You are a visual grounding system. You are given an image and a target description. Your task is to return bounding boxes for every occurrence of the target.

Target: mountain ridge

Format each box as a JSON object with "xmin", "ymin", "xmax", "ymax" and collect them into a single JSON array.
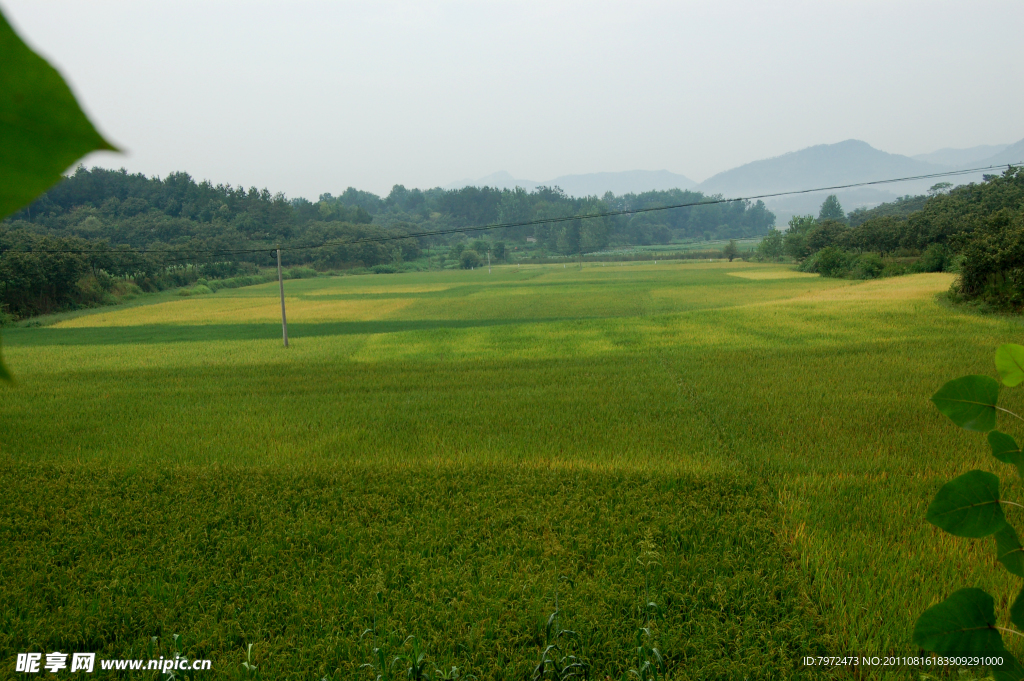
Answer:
[{"xmin": 445, "ymin": 137, "xmax": 1023, "ymax": 226}]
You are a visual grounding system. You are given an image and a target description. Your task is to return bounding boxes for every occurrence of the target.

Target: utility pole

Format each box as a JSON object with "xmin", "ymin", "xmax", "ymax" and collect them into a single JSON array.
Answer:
[
  {"xmin": 277, "ymin": 247, "xmax": 289, "ymax": 348},
  {"xmin": 487, "ymin": 250, "xmax": 491, "ymax": 273}
]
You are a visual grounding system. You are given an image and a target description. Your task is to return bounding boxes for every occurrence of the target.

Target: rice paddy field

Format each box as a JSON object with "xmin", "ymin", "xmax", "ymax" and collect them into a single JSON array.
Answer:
[{"xmin": 3, "ymin": 260, "xmax": 1024, "ymax": 679}]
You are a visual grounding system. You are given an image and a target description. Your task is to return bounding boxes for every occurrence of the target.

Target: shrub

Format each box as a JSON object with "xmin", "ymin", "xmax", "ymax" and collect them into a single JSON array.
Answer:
[
  {"xmin": 370, "ymin": 264, "xmax": 398, "ymax": 274},
  {"xmin": 799, "ymin": 247, "xmax": 852, "ymax": 277},
  {"xmin": 179, "ymin": 284, "xmax": 212, "ymax": 297},
  {"xmin": 913, "ymin": 244, "xmax": 948, "ymax": 273},
  {"xmin": 460, "ymin": 250, "xmax": 482, "ymax": 269},
  {"xmin": 851, "ymin": 253, "xmax": 884, "ymax": 279},
  {"xmin": 880, "ymin": 262, "xmax": 909, "ymax": 278},
  {"xmin": 75, "ymin": 275, "xmax": 107, "ymax": 305},
  {"xmin": 110, "ymin": 281, "xmax": 143, "ymax": 300},
  {"xmin": 286, "ymin": 267, "xmax": 318, "ymax": 280},
  {"xmin": 815, "ymin": 247, "xmax": 852, "ymax": 278}
]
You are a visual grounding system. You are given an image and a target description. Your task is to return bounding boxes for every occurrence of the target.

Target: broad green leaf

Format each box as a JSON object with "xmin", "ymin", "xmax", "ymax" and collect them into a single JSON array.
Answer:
[
  {"xmin": 926, "ymin": 470, "xmax": 1006, "ymax": 537},
  {"xmin": 990, "ymin": 431, "xmax": 1024, "ymax": 478},
  {"xmin": 996, "ymin": 524, "xmax": 1024, "ymax": 577},
  {"xmin": 997, "ymin": 345, "xmax": 1024, "ymax": 387},
  {"xmin": 0, "ymin": 9, "xmax": 116, "ymax": 219},
  {"xmin": 913, "ymin": 588, "xmax": 1005, "ymax": 655},
  {"xmin": 994, "ymin": 654, "xmax": 1024, "ymax": 681},
  {"xmin": 991, "ymin": 431, "xmax": 1023, "ymax": 464},
  {"xmin": 931, "ymin": 375, "xmax": 1000, "ymax": 432},
  {"xmin": 1011, "ymin": 585, "xmax": 1024, "ymax": 632}
]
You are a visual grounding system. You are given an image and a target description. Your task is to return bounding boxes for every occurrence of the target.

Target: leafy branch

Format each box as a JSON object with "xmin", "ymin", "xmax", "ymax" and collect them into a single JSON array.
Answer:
[{"xmin": 914, "ymin": 344, "xmax": 1024, "ymax": 680}]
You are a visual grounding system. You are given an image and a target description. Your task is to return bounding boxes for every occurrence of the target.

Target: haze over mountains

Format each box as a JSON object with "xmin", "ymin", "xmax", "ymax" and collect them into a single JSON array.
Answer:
[{"xmin": 449, "ymin": 137, "xmax": 1024, "ymax": 226}]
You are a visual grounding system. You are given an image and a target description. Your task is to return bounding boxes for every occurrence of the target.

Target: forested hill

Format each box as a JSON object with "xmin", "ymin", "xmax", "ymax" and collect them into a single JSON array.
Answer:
[
  {"xmin": 5, "ymin": 165, "xmax": 775, "ymax": 253},
  {"xmin": 0, "ymin": 166, "xmax": 774, "ymax": 318}
]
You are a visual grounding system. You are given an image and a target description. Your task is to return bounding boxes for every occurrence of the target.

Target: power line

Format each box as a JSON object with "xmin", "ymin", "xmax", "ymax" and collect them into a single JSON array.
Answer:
[{"xmin": 6, "ymin": 162, "xmax": 1020, "ymax": 258}]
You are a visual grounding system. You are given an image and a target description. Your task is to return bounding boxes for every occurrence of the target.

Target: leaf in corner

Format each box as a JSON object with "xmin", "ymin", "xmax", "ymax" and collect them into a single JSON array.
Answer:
[
  {"xmin": 931, "ymin": 375, "xmax": 1000, "ymax": 432},
  {"xmin": 996, "ymin": 344, "xmax": 1024, "ymax": 387},
  {"xmin": 996, "ymin": 524, "xmax": 1024, "ymax": 578},
  {"xmin": 0, "ymin": 8, "xmax": 117, "ymax": 219}
]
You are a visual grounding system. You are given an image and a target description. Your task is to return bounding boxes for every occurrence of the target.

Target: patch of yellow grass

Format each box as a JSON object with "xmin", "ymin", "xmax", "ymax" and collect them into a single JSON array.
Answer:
[
  {"xmin": 302, "ymin": 283, "xmax": 454, "ymax": 295},
  {"xmin": 727, "ymin": 270, "xmax": 819, "ymax": 280},
  {"xmin": 54, "ymin": 296, "xmax": 415, "ymax": 327},
  {"xmin": 790, "ymin": 272, "xmax": 954, "ymax": 303}
]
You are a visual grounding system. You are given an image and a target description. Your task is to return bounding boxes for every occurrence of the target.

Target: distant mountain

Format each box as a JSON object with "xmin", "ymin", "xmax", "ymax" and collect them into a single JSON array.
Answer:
[
  {"xmin": 444, "ymin": 137, "xmax": 1024, "ymax": 229},
  {"xmin": 446, "ymin": 169, "xmax": 695, "ymax": 196},
  {"xmin": 696, "ymin": 139, "xmax": 946, "ymax": 198},
  {"xmin": 913, "ymin": 144, "xmax": 1010, "ymax": 167},
  {"xmin": 976, "ymin": 138, "xmax": 1024, "ymax": 167}
]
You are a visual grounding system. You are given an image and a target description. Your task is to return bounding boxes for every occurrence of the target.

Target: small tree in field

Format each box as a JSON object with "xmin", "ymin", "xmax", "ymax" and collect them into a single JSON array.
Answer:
[
  {"xmin": 723, "ymin": 240, "xmax": 739, "ymax": 262},
  {"xmin": 460, "ymin": 250, "xmax": 482, "ymax": 269}
]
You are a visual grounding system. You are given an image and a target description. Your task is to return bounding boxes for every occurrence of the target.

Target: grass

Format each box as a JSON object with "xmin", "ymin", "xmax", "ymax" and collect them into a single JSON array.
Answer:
[{"xmin": 2, "ymin": 260, "xmax": 1022, "ymax": 678}]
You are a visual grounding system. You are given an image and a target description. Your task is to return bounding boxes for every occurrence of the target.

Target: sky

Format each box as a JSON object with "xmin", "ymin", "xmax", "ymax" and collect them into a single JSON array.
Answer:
[{"xmin": 5, "ymin": 0, "xmax": 1023, "ymax": 199}]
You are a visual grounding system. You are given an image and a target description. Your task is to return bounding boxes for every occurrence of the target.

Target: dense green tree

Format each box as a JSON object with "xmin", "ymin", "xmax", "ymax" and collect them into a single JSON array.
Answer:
[
  {"xmin": 806, "ymin": 219, "xmax": 850, "ymax": 253},
  {"xmin": 818, "ymin": 195, "xmax": 846, "ymax": 222},
  {"xmin": 848, "ymin": 194, "xmax": 928, "ymax": 227},
  {"xmin": 460, "ymin": 249, "xmax": 482, "ymax": 269},
  {"xmin": 845, "ymin": 216, "xmax": 903, "ymax": 257},
  {"xmin": 783, "ymin": 215, "xmax": 816, "ymax": 260},
  {"xmin": 578, "ymin": 200, "xmax": 610, "ymax": 253},
  {"xmin": 755, "ymin": 229, "xmax": 784, "ymax": 260},
  {"xmin": 496, "ymin": 187, "xmax": 532, "ymax": 241}
]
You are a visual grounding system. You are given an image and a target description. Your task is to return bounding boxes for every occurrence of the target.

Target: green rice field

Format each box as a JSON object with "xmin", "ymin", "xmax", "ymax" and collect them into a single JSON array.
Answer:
[{"xmin": 3, "ymin": 261, "xmax": 1023, "ymax": 679}]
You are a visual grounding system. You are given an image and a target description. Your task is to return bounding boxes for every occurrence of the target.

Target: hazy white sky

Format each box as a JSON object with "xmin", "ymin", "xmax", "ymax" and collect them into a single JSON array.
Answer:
[{"xmin": 6, "ymin": 0, "xmax": 1023, "ymax": 199}]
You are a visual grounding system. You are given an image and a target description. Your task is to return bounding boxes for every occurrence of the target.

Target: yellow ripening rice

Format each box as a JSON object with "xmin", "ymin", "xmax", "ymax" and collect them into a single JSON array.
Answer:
[{"xmin": 726, "ymin": 270, "xmax": 820, "ymax": 280}]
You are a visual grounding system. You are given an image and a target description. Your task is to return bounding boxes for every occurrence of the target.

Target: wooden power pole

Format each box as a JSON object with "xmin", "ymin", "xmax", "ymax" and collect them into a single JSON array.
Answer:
[{"xmin": 277, "ymin": 248, "xmax": 289, "ymax": 348}]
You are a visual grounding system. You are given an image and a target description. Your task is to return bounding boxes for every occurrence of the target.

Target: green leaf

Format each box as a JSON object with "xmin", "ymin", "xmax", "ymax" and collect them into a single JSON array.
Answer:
[
  {"xmin": 996, "ymin": 524, "xmax": 1024, "ymax": 577},
  {"xmin": 990, "ymin": 431, "xmax": 1024, "ymax": 478},
  {"xmin": 913, "ymin": 588, "xmax": 1005, "ymax": 655},
  {"xmin": 1011, "ymin": 585, "xmax": 1024, "ymax": 632},
  {"xmin": 0, "ymin": 9, "xmax": 116, "ymax": 219},
  {"xmin": 926, "ymin": 470, "xmax": 1006, "ymax": 537},
  {"xmin": 994, "ymin": 654, "xmax": 1024, "ymax": 681},
  {"xmin": 991, "ymin": 431, "xmax": 1023, "ymax": 464},
  {"xmin": 931, "ymin": 375, "xmax": 1000, "ymax": 432},
  {"xmin": 997, "ymin": 345, "xmax": 1024, "ymax": 387}
]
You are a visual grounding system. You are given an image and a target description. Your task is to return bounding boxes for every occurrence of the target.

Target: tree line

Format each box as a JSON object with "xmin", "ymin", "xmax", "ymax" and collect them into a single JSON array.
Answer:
[
  {"xmin": 754, "ymin": 167, "xmax": 1024, "ymax": 308},
  {"xmin": 1, "ymin": 166, "xmax": 776, "ymax": 318}
]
